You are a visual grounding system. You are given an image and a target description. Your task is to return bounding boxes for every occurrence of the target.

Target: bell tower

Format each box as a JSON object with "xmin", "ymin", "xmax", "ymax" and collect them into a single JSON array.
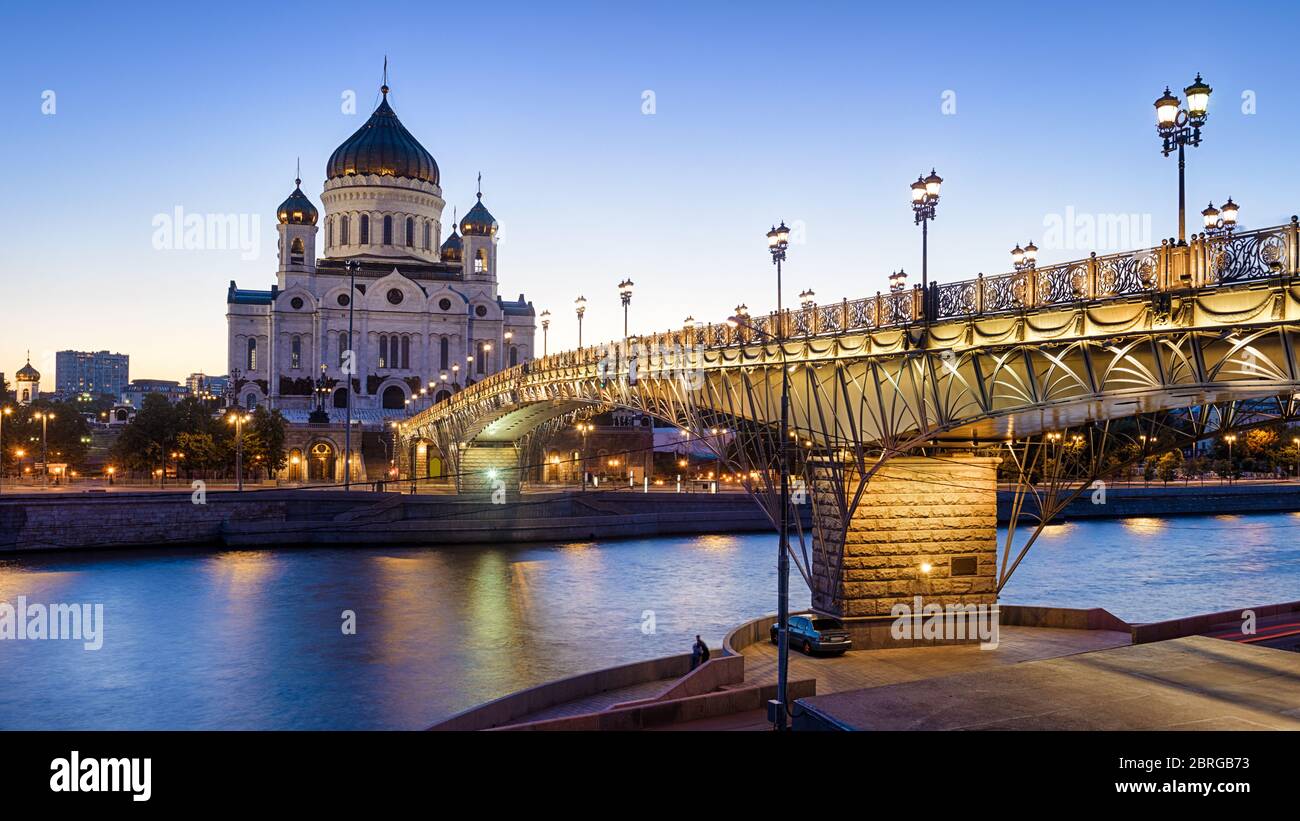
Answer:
[{"xmin": 276, "ymin": 166, "xmax": 319, "ymax": 276}]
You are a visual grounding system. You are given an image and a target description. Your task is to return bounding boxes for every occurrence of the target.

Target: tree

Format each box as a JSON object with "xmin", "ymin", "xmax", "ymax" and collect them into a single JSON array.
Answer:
[
  {"xmin": 1156, "ymin": 450, "xmax": 1183, "ymax": 485},
  {"xmin": 242, "ymin": 407, "xmax": 287, "ymax": 481},
  {"xmin": 110, "ymin": 394, "xmax": 179, "ymax": 476}
]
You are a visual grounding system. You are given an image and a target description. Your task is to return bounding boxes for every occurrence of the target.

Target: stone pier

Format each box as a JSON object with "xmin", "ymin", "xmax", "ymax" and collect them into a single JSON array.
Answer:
[
  {"xmin": 457, "ymin": 444, "xmax": 523, "ymax": 497},
  {"xmin": 811, "ymin": 455, "xmax": 1000, "ymax": 648}
]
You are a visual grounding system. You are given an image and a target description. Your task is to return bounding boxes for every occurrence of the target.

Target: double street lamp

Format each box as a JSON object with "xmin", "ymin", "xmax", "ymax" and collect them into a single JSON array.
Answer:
[
  {"xmin": 909, "ymin": 169, "xmax": 943, "ymax": 311},
  {"xmin": 1011, "ymin": 241, "xmax": 1038, "ymax": 271},
  {"xmin": 618, "ymin": 279, "xmax": 635, "ymax": 338},
  {"xmin": 798, "ymin": 289, "xmax": 816, "ymax": 310},
  {"xmin": 1154, "ymin": 74, "xmax": 1212, "ymax": 244},
  {"xmin": 575, "ymin": 296, "xmax": 587, "ymax": 348},
  {"xmin": 1201, "ymin": 197, "xmax": 1240, "ymax": 236},
  {"xmin": 226, "ymin": 410, "xmax": 253, "ymax": 491},
  {"xmin": 33, "ymin": 411, "xmax": 55, "ymax": 485},
  {"xmin": 763, "ymin": 219, "xmax": 793, "ymax": 730},
  {"xmin": 540, "ymin": 310, "xmax": 551, "ymax": 356},
  {"xmin": 888, "ymin": 269, "xmax": 908, "ymax": 293}
]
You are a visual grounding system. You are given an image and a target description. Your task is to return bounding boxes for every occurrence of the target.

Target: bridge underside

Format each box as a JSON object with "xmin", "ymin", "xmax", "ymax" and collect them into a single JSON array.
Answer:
[{"xmin": 400, "ymin": 278, "xmax": 1300, "ymax": 643}]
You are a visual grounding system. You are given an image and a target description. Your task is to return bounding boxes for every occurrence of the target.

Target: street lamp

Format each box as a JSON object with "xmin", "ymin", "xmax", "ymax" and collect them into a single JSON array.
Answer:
[
  {"xmin": 575, "ymin": 295, "xmax": 587, "ymax": 348},
  {"xmin": 1202, "ymin": 197, "xmax": 1239, "ymax": 236},
  {"xmin": 763, "ymin": 218, "xmax": 793, "ymax": 731},
  {"xmin": 798, "ymin": 289, "xmax": 816, "ymax": 309},
  {"xmin": 1224, "ymin": 433, "xmax": 1237, "ymax": 483},
  {"xmin": 888, "ymin": 269, "xmax": 908, "ymax": 294},
  {"xmin": 1011, "ymin": 241, "xmax": 1037, "ymax": 271},
  {"xmin": 344, "ymin": 259, "xmax": 359, "ymax": 490},
  {"xmin": 618, "ymin": 278, "xmax": 634, "ymax": 338},
  {"xmin": 33, "ymin": 411, "xmax": 54, "ymax": 485},
  {"xmin": 0, "ymin": 406, "xmax": 10, "ymax": 493},
  {"xmin": 540, "ymin": 310, "xmax": 551, "ymax": 356},
  {"xmin": 227, "ymin": 411, "xmax": 252, "ymax": 491},
  {"xmin": 910, "ymin": 169, "xmax": 942, "ymax": 316},
  {"xmin": 1155, "ymin": 74, "xmax": 1212, "ymax": 245},
  {"xmin": 576, "ymin": 421, "xmax": 595, "ymax": 491}
]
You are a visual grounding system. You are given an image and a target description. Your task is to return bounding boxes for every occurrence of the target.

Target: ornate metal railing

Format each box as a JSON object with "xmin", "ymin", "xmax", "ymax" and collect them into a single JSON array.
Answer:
[{"xmin": 418, "ymin": 218, "xmax": 1300, "ymax": 420}]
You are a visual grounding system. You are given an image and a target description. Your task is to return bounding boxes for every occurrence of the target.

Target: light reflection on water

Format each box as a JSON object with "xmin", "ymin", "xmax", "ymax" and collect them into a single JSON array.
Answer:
[{"xmin": 0, "ymin": 513, "xmax": 1296, "ymax": 730}]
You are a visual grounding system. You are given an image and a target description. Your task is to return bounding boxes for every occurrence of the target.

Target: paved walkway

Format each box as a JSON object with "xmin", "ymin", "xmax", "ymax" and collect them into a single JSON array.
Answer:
[
  {"xmin": 797, "ymin": 636, "xmax": 1300, "ymax": 730},
  {"xmin": 741, "ymin": 625, "xmax": 1132, "ymax": 695}
]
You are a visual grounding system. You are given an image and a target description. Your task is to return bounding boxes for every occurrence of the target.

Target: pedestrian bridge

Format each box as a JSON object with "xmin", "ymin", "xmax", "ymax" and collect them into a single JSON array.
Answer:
[{"xmin": 397, "ymin": 221, "xmax": 1300, "ymax": 635}]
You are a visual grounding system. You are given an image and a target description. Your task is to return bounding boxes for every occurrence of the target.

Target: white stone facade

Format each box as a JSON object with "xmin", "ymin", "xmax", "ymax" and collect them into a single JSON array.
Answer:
[{"xmin": 225, "ymin": 92, "xmax": 535, "ymax": 426}]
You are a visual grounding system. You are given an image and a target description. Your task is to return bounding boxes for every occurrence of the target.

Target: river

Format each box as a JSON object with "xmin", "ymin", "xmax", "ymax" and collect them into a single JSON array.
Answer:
[{"xmin": 1, "ymin": 512, "xmax": 1297, "ymax": 729}]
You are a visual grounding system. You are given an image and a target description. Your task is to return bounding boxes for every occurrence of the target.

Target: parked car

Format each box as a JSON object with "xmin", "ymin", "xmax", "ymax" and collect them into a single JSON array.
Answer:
[{"xmin": 769, "ymin": 614, "xmax": 852, "ymax": 655}]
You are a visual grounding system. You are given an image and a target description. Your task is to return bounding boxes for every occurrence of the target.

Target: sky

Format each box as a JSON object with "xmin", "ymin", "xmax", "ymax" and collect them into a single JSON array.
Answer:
[{"xmin": 3, "ymin": 0, "xmax": 1298, "ymax": 383}]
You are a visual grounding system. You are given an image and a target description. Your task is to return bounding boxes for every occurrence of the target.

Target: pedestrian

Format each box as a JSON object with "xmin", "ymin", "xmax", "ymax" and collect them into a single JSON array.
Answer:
[{"xmin": 690, "ymin": 634, "xmax": 710, "ymax": 669}]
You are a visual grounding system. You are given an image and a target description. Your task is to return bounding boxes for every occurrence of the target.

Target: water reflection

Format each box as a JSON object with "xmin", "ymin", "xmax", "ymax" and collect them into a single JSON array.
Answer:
[{"xmin": 0, "ymin": 513, "xmax": 1297, "ymax": 729}]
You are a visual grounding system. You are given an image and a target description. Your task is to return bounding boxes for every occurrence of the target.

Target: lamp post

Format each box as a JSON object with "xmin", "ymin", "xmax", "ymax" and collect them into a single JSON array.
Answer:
[
  {"xmin": 227, "ymin": 410, "xmax": 252, "ymax": 491},
  {"xmin": 618, "ymin": 279, "xmax": 634, "ymax": 338},
  {"xmin": 575, "ymin": 296, "xmax": 587, "ymax": 348},
  {"xmin": 344, "ymin": 259, "xmax": 359, "ymax": 490},
  {"xmin": 798, "ymin": 289, "xmax": 815, "ymax": 310},
  {"xmin": 1011, "ymin": 241, "xmax": 1038, "ymax": 271},
  {"xmin": 34, "ymin": 411, "xmax": 54, "ymax": 486},
  {"xmin": 888, "ymin": 269, "xmax": 909, "ymax": 293},
  {"xmin": 1224, "ymin": 433, "xmax": 1237, "ymax": 484},
  {"xmin": 0, "ymin": 406, "xmax": 10, "ymax": 493},
  {"xmin": 764, "ymin": 219, "xmax": 792, "ymax": 731},
  {"xmin": 576, "ymin": 421, "xmax": 594, "ymax": 491},
  {"xmin": 540, "ymin": 310, "xmax": 551, "ymax": 356},
  {"xmin": 1293, "ymin": 437, "xmax": 1299, "ymax": 481},
  {"xmin": 910, "ymin": 169, "xmax": 942, "ymax": 319},
  {"xmin": 1201, "ymin": 197, "xmax": 1239, "ymax": 236},
  {"xmin": 1155, "ymin": 74, "xmax": 1212, "ymax": 245}
]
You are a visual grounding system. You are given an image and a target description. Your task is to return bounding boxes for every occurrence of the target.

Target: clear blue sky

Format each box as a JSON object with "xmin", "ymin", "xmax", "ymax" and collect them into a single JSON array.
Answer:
[{"xmin": 3, "ymin": 0, "xmax": 1297, "ymax": 382}]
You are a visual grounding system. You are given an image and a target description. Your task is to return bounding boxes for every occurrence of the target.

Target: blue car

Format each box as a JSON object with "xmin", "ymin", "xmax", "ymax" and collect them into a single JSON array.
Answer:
[{"xmin": 770, "ymin": 613, "xmax": 852, "ymax": 655}]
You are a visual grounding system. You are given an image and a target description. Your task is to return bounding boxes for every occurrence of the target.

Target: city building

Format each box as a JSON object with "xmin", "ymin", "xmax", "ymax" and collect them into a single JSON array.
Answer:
[
  {"xmin": 186, "ymin": 372, "xmax": 229, "ymax": 401},
  {"xmin": 120, "ymin": 379, "xmax": 189, "ymax": 407},
  {"xmin": 225, "ymin": 74, "xmax": 537, "ymax": 433},
  {"xmin": 14, "ymin": 354, "xmax": 40, "ymax": 405},
  {"xmin": 55, "ymin": 350, "xmax": 130, "ymax": 399}
]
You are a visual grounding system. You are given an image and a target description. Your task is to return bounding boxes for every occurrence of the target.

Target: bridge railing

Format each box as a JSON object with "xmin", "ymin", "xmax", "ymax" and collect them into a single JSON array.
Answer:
[{"xmin": 405, "ymin": 218, "xmax": 1300, "ymax": 426}]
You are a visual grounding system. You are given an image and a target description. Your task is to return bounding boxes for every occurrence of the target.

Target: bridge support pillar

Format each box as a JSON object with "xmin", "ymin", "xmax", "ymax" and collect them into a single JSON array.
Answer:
[
  {"xmin": 811, "ymin": 455, "xmax": 1000, "ymax": 648},
  {"xmin": 457, "ymin": 444, "xmax": 523, "ymax": 500}
]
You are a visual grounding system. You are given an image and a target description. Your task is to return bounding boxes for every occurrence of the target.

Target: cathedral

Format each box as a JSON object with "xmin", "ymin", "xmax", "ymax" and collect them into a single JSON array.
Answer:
[{"xmin": 226, "ymin": 77, "xmax": 536, "ymax": 438}]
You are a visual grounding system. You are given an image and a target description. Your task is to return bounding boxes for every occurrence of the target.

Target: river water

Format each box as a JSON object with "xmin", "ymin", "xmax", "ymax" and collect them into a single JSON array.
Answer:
[{"xmin": 1, "ymin": 513, "xmax": 1297, "ymax": 729}]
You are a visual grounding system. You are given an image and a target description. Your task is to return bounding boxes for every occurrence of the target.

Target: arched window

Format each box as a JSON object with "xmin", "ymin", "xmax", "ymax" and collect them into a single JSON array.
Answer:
[
  {"xmin": 291, "ymin": 335, "xmax": 301, "ymax": 369},
  {"xmin": 333, "ymin": 388, "xmax": 349, "ymax": 408},
  {"xmin": 423, "ymin": 221, "xmax": 431, "ymax": 249},
  {"xmin": 360, "ymin": 215, "xmax": 370, "ymax": 244},
  {"xmin": 474, "ymin": 248, "xmax": 488, "ymax": 274},
  {"xmin": 399, "ymin": 336, "xmax": 410, "ymax": 369},
  {"xmin": 405, "ymin": 217, "xmax": 414, "ymax": 247},
  {"xmin": 247, "ymin": 337, "xmax": 257, "ymax": 370},
  {"xmin": 338, "ymin": 332, "xmax": 350, "ymax": 368},
  {"xmin": 245, "ymin": 393, "xmax": 257, "ymax": 409},
  {"xmin": 327, "ymin": 220, "xmax": 333, "ymax": 247},
  {"xmin": 509, "ymin": 346, "xmax": 518, "ymax": 367},
  {"xmin": 290, "ymin": 237, "xmax": 304, "ymax": 262},
  {"xmin": 476, "ymin": 341, "xmax": 487, "ymax": 374},
  {"xmin": 434, "ymin": 389, "xmax": 451, "ymax": 403},
  {"xmin": 378, "ymin": 335, "xmax": 388, "ymax": 369},
  {"xmin": 383, "ymin": 215, "xmax": 393, "ymax": 245},
  {"xmin": 439, "ymin": 337, "xmax": 449, "ymax": 370},
  {"xmin": 341, "ymin": 215, "xmax": 350, "ymax": 245},
  {"xmin": 381, "ymin": 385, "xmax": 406, "ymax": 409}
]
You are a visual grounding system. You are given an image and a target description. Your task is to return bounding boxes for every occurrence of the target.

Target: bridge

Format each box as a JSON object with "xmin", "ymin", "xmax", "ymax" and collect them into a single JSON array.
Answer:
[{"xmin": 396, "ymin": 220, "xmax": 1300, "ymax": 644}]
